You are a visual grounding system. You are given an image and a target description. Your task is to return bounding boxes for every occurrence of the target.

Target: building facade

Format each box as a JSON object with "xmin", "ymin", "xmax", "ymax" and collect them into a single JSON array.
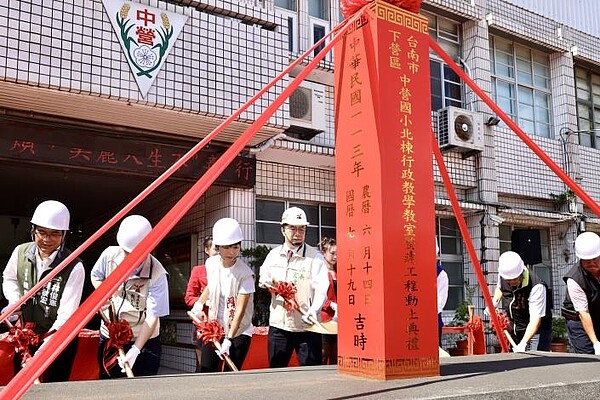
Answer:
[{"xmin": 0, "ymin": 0, "xmax": 599, "ymax": 371}]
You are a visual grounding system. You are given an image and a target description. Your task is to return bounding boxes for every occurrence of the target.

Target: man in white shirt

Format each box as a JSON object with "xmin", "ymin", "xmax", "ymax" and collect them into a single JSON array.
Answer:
[
  {"xmin": 492, "ymin": 251, "xmax": 551, "ymax": 352},
  {"xmin": 91, "ymin": 215, "xmax": 169, "ymax": 378},
  {"xmin": 259, "ymin": 206, "xmax": 329, "ymax": 367},
  {"xmin": 562, "ymin": 231, "xmax": 600, "ymax": 354},
  {"xmin": 2, "ymin": 200, "xmax": 84, "ymax": 382}
]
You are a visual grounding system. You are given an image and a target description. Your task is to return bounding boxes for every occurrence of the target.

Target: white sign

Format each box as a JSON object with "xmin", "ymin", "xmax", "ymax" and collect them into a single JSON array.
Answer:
[{"xmin": 102, "ymin": 0, "xmax": 188, "ymax": 97}]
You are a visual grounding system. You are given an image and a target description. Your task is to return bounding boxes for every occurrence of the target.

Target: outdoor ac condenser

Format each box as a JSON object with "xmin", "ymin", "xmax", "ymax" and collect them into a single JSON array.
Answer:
[{"xmin": 436, "ymin": 106, "xmax": 484, "ymax": 152}]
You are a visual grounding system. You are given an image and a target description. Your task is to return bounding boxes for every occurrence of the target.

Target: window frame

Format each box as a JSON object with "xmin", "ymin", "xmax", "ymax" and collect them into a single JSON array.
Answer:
[
  {"xmin": 437, "ymin": 217, "xmax": 464, "ymax": 311},
  {"xmin": 423, "ymin": 11, "xmax": 463, "ymax": 111},
  {"xmin": 255, "ymin": 199, "xmax": 336, "ymax": 247},
  {"xmin": 490, "ymin": 35, "xmax": 553, "ymax": 138},
  {"xmin": 499, "ymin": 225, "xmax": 553, "ymax": 304},
  {"xmin": 575, "ymin": 66, "xmax": 600, "ymax": 148},
  {"xmin": 309, "ymin": 17, "xmax": 329, "ymax": 60},
  {"xmin": 276, "ymin": 7, "xmax": 298, "ymax": 54}
]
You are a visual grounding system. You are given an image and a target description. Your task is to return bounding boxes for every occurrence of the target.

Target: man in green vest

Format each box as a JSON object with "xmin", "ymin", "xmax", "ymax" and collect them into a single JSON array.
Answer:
[{"xmin": 2, "ymin": 200, "xmax": 85, "ymax": 382}]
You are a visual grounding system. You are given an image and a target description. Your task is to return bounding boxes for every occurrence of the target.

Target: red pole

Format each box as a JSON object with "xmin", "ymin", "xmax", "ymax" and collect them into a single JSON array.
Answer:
[
  {"xmin": 0, "ymin": 12, "xmax": 363, "ymax": 398},
  {"xmin": 428, "ymin": 36, "xmax": 600, "ymax": 217},
  {"xmin": 432, "ymin": 134, "xmax": 509, "ymax": 353}
]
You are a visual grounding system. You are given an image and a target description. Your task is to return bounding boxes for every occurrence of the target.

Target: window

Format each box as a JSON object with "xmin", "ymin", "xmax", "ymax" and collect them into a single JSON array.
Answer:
[
  {"xmin": 155, "ymin": 234, "xmax": 197, "ymax": 306},
  {"xmin": 490, "ymin": 36, "xmax": 552, "ymax": 137},
  {"xmin": 275, "ymin": 0, "xmax": 296, "ymax": 11},
  {"xmin": 308, "ymin": 0, "xmax": 328, "ymax": 20},
  {"xmin": 575, "ymin": 67, "xmax": 600, "ymax": 148},
  {"xmin": 308, "ymin": 0, "xmax": 330, "ymax": 61},
  {"xmin": 277, "ymin": 0, "xmax": 330, "ymax": 60},
  {"xmin": 275, "ymin": 4, "xmax": 298, "ymax": 54},
  {"xmin": 499, "ymin": 226, "xmax": 552, "ymax": 296},
  {"xmin": 437, "ymin": 217, "xmax": 464, "ymax": 310},
  {"xmin": 311, "ymin": 22, "xmax": 326, "ymax": 57},
  {"xmin": 256, "ymin": 199, "xmax": 336, "ymax": 246},
  {"xmin": 423, "ymin": 11, "xmax": 462, "ymax": 111}
]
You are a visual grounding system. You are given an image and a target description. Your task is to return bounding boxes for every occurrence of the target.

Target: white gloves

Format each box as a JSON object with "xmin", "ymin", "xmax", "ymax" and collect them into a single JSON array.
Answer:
[
  {"xmin": 1, "ymin": 304, "xmax": 19, "ymax": 323},
  {"xmin": 330, "ymin": 302, "xmax": 338, "ymax": 323},
  {"xmin": 302, "ymin": 309, "xmax": 318, "ymax": 325},
  {"xmin": 513, "ymin": 342, "xmax": 527, "ymax": 353},
  {"xmin": 191, "ymin": 301, "xmax": 204, "ymax": 318},
  {"xmin": 215, "ymin": 338, "xmax": 232, "ymax": 360},
  {"xmin": 119, "ymin": 344, "xmax": 141, "ymax": 371},
  {"xmin": 594, "ymin": 341, "xmax": 600, "ymax": 355}
]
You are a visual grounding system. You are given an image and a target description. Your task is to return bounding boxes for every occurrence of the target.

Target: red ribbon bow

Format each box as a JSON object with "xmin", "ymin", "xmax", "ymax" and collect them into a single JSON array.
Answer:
[
  {"xmin": 466, "ymin": 317, "xmax": 483, "ymax": 332},
  {"xmin": 103, "ymin": 319, "xmax": 134, "ymax": 375},
  {"xmin": 5, "ymin": 323, "xmax": 40, "ymax": 365},
  {"xmin": 273, "ymin": 281, "xmax": 300, "ymax": 312},
  {"xmin": 193, "ymin": 319, "xmax": 224, "ymax": 346},
  {"xmin": 497, "ymin": 313, "xmax": 511, "ymax": 331}
]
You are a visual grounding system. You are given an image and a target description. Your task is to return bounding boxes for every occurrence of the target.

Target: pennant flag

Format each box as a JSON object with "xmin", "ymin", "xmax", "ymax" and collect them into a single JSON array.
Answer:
[{"xmin": 102, "ymin": 0, "xmax": 188, "ymax": 97}]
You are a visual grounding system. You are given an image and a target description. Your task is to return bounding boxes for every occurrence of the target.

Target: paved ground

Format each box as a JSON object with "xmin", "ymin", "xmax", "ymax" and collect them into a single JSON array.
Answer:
[{"xmin": 7, "ymin": 351, "xmax": 600, "ymax": 399}]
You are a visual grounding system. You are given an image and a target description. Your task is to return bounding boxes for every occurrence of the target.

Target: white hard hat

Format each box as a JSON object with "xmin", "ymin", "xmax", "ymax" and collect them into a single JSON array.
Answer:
[
  {"xmin": 498, "ymin": 251, "xmax": 525, "ymax": 279},
  {"xmin": 30, "ymin": 200, "xmax": 70, "ymax": 231},
  {"xmin": 212, "ymin": 218, "xmax": 243, "ymax": 246},
  {"xmin": 117, "ymin": 215, "xmax": 152, "ymax": 252},
  {"xmin": 575, "ymin": 231, "xmax": 600, "ymax": 260},
  {"xmin": 281, "ymin": 207, "xmax": 309, "ymax": 226}
]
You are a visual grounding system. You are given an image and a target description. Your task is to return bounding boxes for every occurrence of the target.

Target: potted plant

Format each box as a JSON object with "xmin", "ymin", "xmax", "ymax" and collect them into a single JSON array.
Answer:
[
  {"xmin": 445, "ymin": 283, "xmax": 475, "ymax": 356},
  {"xmin": 550, "ymin": 316, "xmax": 569, "ymax": 352},
  {"xmin": 549, "ymin": 189, "xmax": 576, "ymax": 211}
]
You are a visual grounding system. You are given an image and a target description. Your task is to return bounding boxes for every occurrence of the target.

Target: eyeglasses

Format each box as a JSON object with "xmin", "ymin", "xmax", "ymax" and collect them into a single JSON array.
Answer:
[
  {"xmin": 34, "ymin": 228, "xmax": 64, "ymax": 240},
  {"xmin": 285, "ymin": 226, "xmax": 306, "ymax": 233}
]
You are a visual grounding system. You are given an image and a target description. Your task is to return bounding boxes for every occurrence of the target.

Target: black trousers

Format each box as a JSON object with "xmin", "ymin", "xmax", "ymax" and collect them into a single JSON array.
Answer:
[
  {"xmin": 200, "ymin": 334, "xmax": 251, "ymax": 372},
  {"xmin": 567, "ymin": 320, "xmax": 594, "ymax": 354},
  {"xmin": 14, "ymin": 336, "xmax": 78, "ymax": 382},
  {"xmin": 98, "ymin": 336, "xmax": 162, "ymax": 378},
  {"xmin": 268, "ymin": 326, "xmax": 322, "ymax": 368},
  {"xmin": 512, "ymin": 322, "xmax": 552, "ymax": 351}
]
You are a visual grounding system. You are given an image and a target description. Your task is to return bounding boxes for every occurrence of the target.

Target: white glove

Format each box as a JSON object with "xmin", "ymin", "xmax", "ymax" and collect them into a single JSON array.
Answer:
[
  {"xmin": 190, "ymin": 301, "xmax": 204, "ymax": 318},
  {"xmin": 302, "ymin": 309, "xmax": 318, "ymax": 325},
  {"xmin": 118, "ymin": 344, "xmax": 141, "ymax": 371},
  {"xmin": 330, "ymin": 302, "xmax": 338, "ymax": 323},
  {"xmin": 484, "ymin": 307, "xmax": 501, "ymax": 317},
  {"xmin": 594, "ymin": 341, "xmax": 600, "ymax": 355},
  {"xmin": 513, "ymin": 342, "xmax": 527, "ymax": 353},
  {"xmin": 1, "ymin": 304, "xmax": 18, "ymax": 323},
  {"xmin": 215, "ymin": 338, "xmax": 232, "ymax": 360}
]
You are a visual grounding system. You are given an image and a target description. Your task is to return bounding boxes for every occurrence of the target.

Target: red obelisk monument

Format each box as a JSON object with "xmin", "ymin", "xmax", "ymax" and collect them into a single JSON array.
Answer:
[{"xmin": 334, "ymin": 0, "xmax": 439, "ymax": 380}]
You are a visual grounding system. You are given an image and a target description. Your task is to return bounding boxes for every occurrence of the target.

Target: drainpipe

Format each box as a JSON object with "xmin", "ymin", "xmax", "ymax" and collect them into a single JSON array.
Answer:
[
  {"xmin": 459, "ymin": 58, "xmax": 475, "ymax": 112},
  {"xmin": 248, "ymin": 133, "xmax": 288, "ymax": 154}
]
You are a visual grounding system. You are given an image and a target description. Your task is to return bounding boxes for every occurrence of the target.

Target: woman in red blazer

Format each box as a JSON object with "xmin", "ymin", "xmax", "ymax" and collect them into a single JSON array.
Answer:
[
  {"xmin": 185, "ymin": 236, "xmax": 217, "ymax": 372},
  {"xmin": 319, "ymin": 237, "xmax": 337, "ymax": 365}
]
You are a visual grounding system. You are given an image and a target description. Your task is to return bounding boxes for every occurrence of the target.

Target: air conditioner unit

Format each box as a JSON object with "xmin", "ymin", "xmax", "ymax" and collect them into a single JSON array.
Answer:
[
  {"xmin": 436, "ymin": 106, "xmax": 484, "ymax": 152},
  {"xmin": 287, "ymin": 81, "xmax": 326, "ymax": 139}
]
